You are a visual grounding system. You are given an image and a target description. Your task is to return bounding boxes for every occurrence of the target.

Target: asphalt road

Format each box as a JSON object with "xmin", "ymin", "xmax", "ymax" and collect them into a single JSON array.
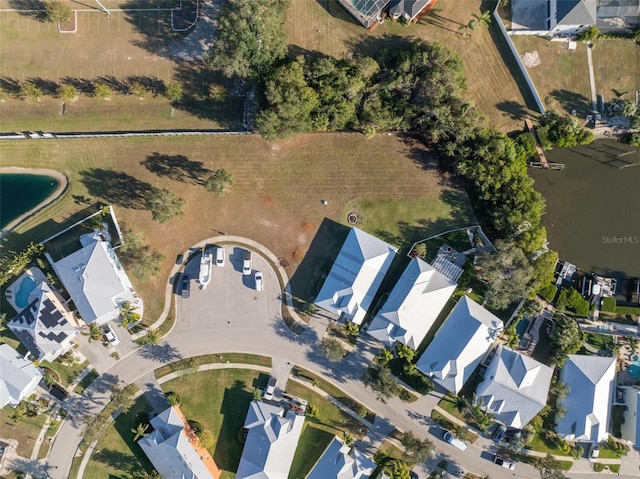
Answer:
[{"xmin": 46, "ymin": 242, "xmax": 639, "ymax": 479}]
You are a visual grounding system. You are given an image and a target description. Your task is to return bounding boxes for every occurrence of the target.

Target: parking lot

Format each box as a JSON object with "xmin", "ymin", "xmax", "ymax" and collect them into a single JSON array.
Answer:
[{"xmin": 175, "ymin": 244, "xmax": 282, "ymax": 335}]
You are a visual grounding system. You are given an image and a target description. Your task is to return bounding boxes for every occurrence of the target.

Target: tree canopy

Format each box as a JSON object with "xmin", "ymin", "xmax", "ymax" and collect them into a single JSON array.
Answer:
[
  {"xmin": 208, "ymin": 0, "xmax": 289, "ymax": 79},
  {"xmin": 549, "ymin": 315, "xmax": 584, "ymax": 366}
]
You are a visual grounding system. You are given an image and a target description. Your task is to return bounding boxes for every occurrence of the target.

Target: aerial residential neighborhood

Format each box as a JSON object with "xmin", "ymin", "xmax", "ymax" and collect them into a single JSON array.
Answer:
[{"xmin": 0, "ymin": 1, "xmax": 639, "ymax": 479}]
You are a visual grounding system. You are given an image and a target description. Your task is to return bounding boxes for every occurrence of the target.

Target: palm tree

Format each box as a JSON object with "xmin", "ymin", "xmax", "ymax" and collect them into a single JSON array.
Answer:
[
  {"xmin": 344, "ymin": 321, "xmax": 359, "ymax": 337},
  {"xmin": 83, "ymin": 324, "xmax": 102, "ymax": 343},
  {"xmin": 459, "ymin": 10, "xmax": 491, "ymax": 40},
  {"xmin": 378, "ymin": 347, "xmax": 394, "ymax": 363},
  {"xmin": 139, "ymin": 329, "xmax": 159, "ymax": 346},
  {"xmin": 10, "ymin": 402, "xmax": 27, "ymax": 422},
  {"xmin": 132, "ymin": 422, "xmax": 149, "ymax": 441},
  {"xmin": 453, "ymin": 393, "xmax": 468, "ymax": 413},
  {"xmin": 396, "ymin": 343, "xmax": 415, "ymax": 363},
  {"xmin": 120, "ymin": 301, "xmax": 141, "ymax": 329},
  {"xmin": 343, "ymin": 432, "xmax": 354, "ymax": 446}
]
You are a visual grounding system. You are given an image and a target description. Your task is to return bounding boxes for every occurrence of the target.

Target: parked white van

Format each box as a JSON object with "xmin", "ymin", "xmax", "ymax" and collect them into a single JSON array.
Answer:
[{"xmin": 443, "ymin": 431, "xmax": 468, "ymax": 451}]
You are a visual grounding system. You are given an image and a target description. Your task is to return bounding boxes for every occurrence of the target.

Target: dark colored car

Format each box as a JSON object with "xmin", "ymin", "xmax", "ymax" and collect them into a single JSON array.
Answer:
[
  {"xmin": 493, "ymin": 425, "xmax": 507, "ymax": 443},
  {"xmin": 181, "ymin": 274, "xmax": 191, "ymax": 298},
  {"xmin": 176, "ymin": 253, "xmax": 184, "ymax": 265}
]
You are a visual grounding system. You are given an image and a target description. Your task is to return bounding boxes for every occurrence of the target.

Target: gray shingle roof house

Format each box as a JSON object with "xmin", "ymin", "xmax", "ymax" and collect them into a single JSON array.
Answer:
[
  {"xmin": 0, "ymin": 343, "xmax": 43, "ymax": 408},
  {"xmin": 307, "ymin": 436, "xmax": 375, "ymax": 479},
  {"xmin": 475, "ymin": 345, "xmax": 553, "ymax": 429},
  {"xmin": 236, "ymin": 401, "xmax": 305, "ymax": 479},
  {"xmin": 315, "ymin": 228, "xmax": 397, "ymax": 325},
  {"xmin": 8, "ymin": 282, "xmax": 83, "ymax": 363},
  {"xmin": 511, "ymin": 0, "xmax": 597, "ymax": 34},
  {"xmin": 52, "ymin": 234, "xmax": 139, "ymax": 325},
  {"xmin": 138, "ymin": 406, "xmax": 221, "ymax": 479},
  {"xmin": 556, "ymin": 355, "xmax": 616, "ymax": 443},
  {"xmin": 416, "ymin": 296, "xmax": 503, "ymax": 394},
  {"xmin": 367, "ymin": 258, "xmax": 456, "ymax": 349},
  {"xmin": 389, "ymin": 0, "xmax": 433, "ymax": 22}
]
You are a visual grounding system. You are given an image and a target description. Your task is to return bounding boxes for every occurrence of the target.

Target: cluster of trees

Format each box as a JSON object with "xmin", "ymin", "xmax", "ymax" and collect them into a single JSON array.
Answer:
[
  {"xmin": 549, "ymin": 314, "xmax": 585, "ymax": 366},
  {"xmin": 0, "ymin": 242, "xmax": 44, "ymax": 286},
  {"xmin": 321, "ymin": 337, "xmax": 347, "ymax": 362},
  {"xmin": 555, "ymin": 287, "xmax": 590, "ymax": 317},
  {"xmin": 119, "ymin": 228, "xmax": 165, "ymax": 282},
  {"xmin": 537, "ymin": 111, "xmax": 594, "ymax": 149}
]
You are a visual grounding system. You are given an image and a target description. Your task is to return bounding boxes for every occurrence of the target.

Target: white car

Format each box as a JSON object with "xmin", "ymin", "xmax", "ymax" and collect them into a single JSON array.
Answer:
[
  {"xmin": 103, "ymin": 324, "xmax": 120, "ymax": 346},
  {"xmin": 493, "ymin": 455, "xmax": 515, "ymax": 470},
  {"xmin": 215, "ymin": 246, "xmax": 225, "ymax": 267},
  {"xmin": 255, "ymin": 271, "xmax": 263, "ymax": 291},
  {"xmin": 243, "ymin": 250, "xmax": 252, "ymax": 276}
]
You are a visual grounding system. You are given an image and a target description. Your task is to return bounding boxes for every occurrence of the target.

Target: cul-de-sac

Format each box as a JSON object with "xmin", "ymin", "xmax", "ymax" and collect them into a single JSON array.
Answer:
[{"xmin": 0, "ymin": 1, "xmax": 639, "ymax": 478}]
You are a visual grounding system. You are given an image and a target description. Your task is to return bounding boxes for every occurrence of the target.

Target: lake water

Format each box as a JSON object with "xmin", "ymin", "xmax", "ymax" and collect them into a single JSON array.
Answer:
[
  {"xmin": 530, "ymin": 140, "xmax": 640, "ymax": 279},
  {"xmin": 0, "ymin": 173, "xmax": 60, "ymax": 229}
]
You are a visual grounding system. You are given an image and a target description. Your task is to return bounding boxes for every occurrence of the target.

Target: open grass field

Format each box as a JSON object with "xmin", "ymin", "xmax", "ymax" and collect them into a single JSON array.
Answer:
[
  {"xmin": 83, "ymin": 395, "xmax": 154, "ymax": 479},
  {"xmin": 286, "ymin": 0, "xmax": 536, "ymax": 132},
  {"xmin": 0, "ymin": 406, "xmax": 48, "ymax": 458},
  {"xmin": 0, "ymin": 133, "xmax": 474, "ymax": 322},
  {"xmin": 1, "ymin": 0, "xmax": 533, "ymax": 134},
  {"xmin": 161, "ymin": 368, "xmax": 269, "ymax": 479},
  {"xmin": 511, "ymin": 36, "xmax": 640, "ymax": 116}
]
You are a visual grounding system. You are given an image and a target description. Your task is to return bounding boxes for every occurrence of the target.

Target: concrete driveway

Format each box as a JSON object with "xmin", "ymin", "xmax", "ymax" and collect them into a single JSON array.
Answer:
[
  {"xmin": 175, "ymin": 245, "xmax": 281, "ymax": 335},
  {"xmin": 75, "ymin": 322, "xmax": 139, "ymax": 374}
]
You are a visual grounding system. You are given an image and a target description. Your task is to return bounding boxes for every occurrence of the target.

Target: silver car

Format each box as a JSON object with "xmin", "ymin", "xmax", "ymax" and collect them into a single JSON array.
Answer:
[{"xmin": 255, "ymin": 271, "xmax": 263, "ymax": 291}]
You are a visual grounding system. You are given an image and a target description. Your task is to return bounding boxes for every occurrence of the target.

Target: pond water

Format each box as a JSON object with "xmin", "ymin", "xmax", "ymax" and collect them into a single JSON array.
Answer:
[
  {"xmin": 530, "ymin": 140, "xmax": 640, "ymax": 279},
  {"xmin": 0, "ymin": 173, "xmax": 59, "ymax": 229}
]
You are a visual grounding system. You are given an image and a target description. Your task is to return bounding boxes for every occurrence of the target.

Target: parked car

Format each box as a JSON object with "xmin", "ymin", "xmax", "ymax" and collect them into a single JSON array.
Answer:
[
  {"xmin": 264, "ymin": 376, "xmax": 277, "ymax": 400},
  {"xmin": 443, "ymin": 431, "xmax": 467, "ymax": 451},
  {"xmin": 590, "ymin": 444, "xmax": 600, "ymax": 459},
  {"xmin": 103, "ymin": 324, "xmax": 120, "ymax": 346},
  {"xmin": 176, "ymin": 253, "xmax": 184, "ymax": 265},
  {"xmin": 493, "ymin": 455, "xmax": 515, "ymax": 470},
  {"xmin": 243, "ymin": 250, "xmax": 252, "ymax": 275},
  {"xmin": 255, "ymin": 271, "xmax": 263, "ymax": 291},
  {"xmin": 181, "ymin": 274, "xmax": 191, "ymax": 298},
  {"xmin": 493, "ymin": 425, "xmax": 507, "ymax": 443},
  {"xmin": 215, "ymin": 246, "xmax": 225, "ymax": 267}
]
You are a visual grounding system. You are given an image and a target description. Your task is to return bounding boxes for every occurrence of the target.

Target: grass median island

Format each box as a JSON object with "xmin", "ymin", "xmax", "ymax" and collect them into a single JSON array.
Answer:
[
  {"xmin": 1, "ymin": 133, "xmax": 470, "ymax": 326},
  {"xmin": 84, "ymin": 395, "xmax": 155, "ymax": 479},
  {"xmin": 40, "ymin": 358, "xmax": 88, "ymax": 388},
  {"xmin": 154, "ymin": 353, "xmax": 272, "ymax": 379}
]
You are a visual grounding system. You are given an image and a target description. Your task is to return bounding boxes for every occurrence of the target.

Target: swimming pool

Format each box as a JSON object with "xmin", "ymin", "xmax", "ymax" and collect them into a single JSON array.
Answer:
[
  {"xmin": 516, "ymin": 318, "xmax": 530, "ymax": 338},
  {"xmin": 15, "ymin": 276, "xmax": 36, "ymax": 309},
  {"xmin": 628, "ymin": 361, "xmax": 640, "ymax": 380}
]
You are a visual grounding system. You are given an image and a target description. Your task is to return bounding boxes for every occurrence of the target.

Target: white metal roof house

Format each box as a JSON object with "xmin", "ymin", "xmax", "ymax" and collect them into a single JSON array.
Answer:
[
  {"xmin": 475, "ymin": 345, "xmax": 553, "ymax": 429},
  {"xmin": 8, "ymin": 282, "xmax": 83, "ymax": 363},
  {"xmin": 307, "ymin": 436, "xmax": 376, "ymax": 479},
  {"xmin": 367, "ymin": 258, "xmax": 456, "ymax": 349},
  {"xmin": 315, "ymin": 228, "xmax": 397, "ymax": 325},
  {"xmin": 52, "ymin": 234, "xmax": 139, "ymax": 325},
  {"xmin": 236, "ymin": 400, "xmax": 305, "ymax": 479},
  {"xmin": 556, "ymin": 355, "xmax": 616, "ymax": 443},
  {"xmin": 416, "ymin": 296, "xmax": 503, "ymax": 394},
  {"xmin": 621, "ymin": 386, "xmax": 640, "ymax": 447},
  {"xmin": 138, "ymin": 406, "xmax": 221, "ymax": 479},
  {"xmin": 0, "ymin": 343, "xmax": 43, "ymax": 408},
  {"xmin": 511, "ymin": 0, "xmax": 596, "ymax": 35}
]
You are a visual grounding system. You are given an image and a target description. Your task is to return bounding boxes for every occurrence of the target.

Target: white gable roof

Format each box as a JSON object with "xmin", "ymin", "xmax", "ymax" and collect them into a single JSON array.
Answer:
[
  {"xmin": 621, "ymin": 386, "xmax": 640, "ymax": 447},
  {"xmin": 315, "ymin": 228, "xmax": 397, "ymax": 325},
  {"xmin": 138, "ymin": 406, "xmax": 219, "ymax": 479},
  {"xmin": 53, "ymin": 238, "xmax": 136, "ymax": 325},
  {"xmin": 236, "ymin": 401, "xmax": 305, "ymax": 479},
  {"xmin": 307, "ymin": 436, "xmax": 375, "ymax": 479},
  {"xmin": 475, "ymin": 345, "xmax": 553, "ymax": 428},
  {"xmin": 0, "ymin": 343, "xmax": 43, "ymax": 408},
  {"xmin": 368, "ymin": 258, "xmax": 456, "ymax": 349},
  {"xmin": 556, "ymin": 355, "xmax": 616, "ymax": 443},
  {"xmin": 9, "ymin": 282, "xmax": 82, "ymax": 362},
  {"xmin": 416, "ymin": 296, "xmax": 503, "ymax": 394}
]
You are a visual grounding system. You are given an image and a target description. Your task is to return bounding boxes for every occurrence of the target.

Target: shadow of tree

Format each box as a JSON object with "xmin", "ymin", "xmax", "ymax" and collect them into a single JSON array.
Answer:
[
  {"xmin": 138, "ymin": 342, "xmax": 182, "ymax": 363},
  {"xmin": 27, "ymin": 77, "xmax": 59, "ymax": 96},
  {"xmin": 215, "ymin": 386, "xmax": 253, "ymax": 472},
  {"xmin": 94, "ymin": 449, "xmax": 140, "ymax": 476},
  {"xmin": 80, "ymin": 168, "xmax": 154, "ymax": 210},
  {"xmin": 127, "ymin": 75, "xmax": 166, "ymax": 96},
  {"xmin": 549, "ymin": 88, "xmax": 591, "ymax": 115},
  {"xmin": 7, "ymin": 0, "xmax": 45, "ymax": 21},
  {"xmin": 344, "ymin": 34, "xmax": 419, "ymax": 59},
  {"xmin": 496, "ymin": 100, "xmax": 529, "ymax": 121},
  {"xmin": 314, "ymin": 0, "xmax": 360, "ymax": 26},
  {"xmin": 96, "ymin": 75, "xmax": 130, "ymax": 95},
  {"xmin": 0, "ymin": 77, "xmax": 22, "ymax": 95},
  {"xmin": 141, "ymin": 152, "xmax": 211, "ymax": 185},
  {"xmin": 62, "ymin": 76, "xmax": 95, "ymax": 96}
]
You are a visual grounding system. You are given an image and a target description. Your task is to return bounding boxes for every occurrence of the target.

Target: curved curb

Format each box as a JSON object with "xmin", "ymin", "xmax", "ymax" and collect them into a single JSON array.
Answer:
[
  {"xmin": 0, "ymin": 167, "xmax": 69, "ymax": 240},
  {"xmin": 133, "ymin": 235, "xmax": 305, "ymax": 340}
]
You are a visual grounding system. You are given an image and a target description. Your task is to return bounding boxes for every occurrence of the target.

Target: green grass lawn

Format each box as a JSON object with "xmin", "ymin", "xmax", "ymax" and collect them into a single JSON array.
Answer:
[
  {"xmin": 378, "ymin": 439, "xmax": 405, "ymax": 461},
  {"xmin": 83, "ymin": 396, "xmax": 154, "ymax": 479},
  {"xmin": 40, "ymin": 358, "xmax": 88, "ymax": 388},
  {"xmin": 584, "ymin": 332, "xmax": 614, "ymax": 351},
  {"xmin": 438, "ymin": 395, "xmax": 466, "ymax": 423},
  {"xmin": 291, "ymin": 366, "xmax": 375, "ymax": 423},
  {"xmin": 161, "ymin": 368, "xmax": 268, "ymax": 478},
  {"xmin": 285, "ymin": 381, "xmax": 369, "ymax": 479},
  {"xmin": 74, "ymin": 369, "xmax": 100, "ymax": 395},
  {"xmin": 154, "ymin": 353, "xmax": 272, "ymax": 379},
  {"xmin": 527, "ymin": 431, "xmax": 572, "ymax": 457},
  {"xmin": 0, "ymin": 406, "xmax": 49, "ymax": 458}
]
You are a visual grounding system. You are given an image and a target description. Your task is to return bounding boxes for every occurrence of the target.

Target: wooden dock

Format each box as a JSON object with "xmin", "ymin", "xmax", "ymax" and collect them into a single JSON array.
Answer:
[{"xmin": 524, "ymin": 119, "xmax": 551, "ymax": 169}]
